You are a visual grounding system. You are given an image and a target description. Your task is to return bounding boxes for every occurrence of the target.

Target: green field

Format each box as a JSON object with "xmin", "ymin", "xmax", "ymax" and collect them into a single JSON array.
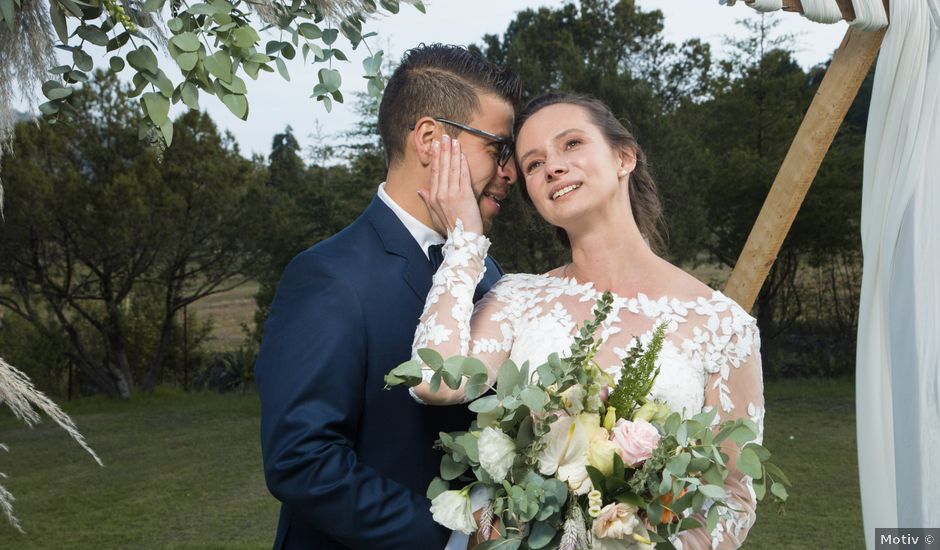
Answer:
[{"xmin": 0, "ymin": 379, "xmax": 861, "ymax": 549}]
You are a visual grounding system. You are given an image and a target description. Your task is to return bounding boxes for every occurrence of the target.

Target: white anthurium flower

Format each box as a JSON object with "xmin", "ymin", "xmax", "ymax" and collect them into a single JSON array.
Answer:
[
  {"xmin": 538, "ymin": 413, "xmax": 601, "ymax": 495},
  {"xmin": 478, "ymin": 426, "xmax": 516, "ymax": 482},
  {"xmin": 430, "ymin": 489, "xmax": 477, "ymax": 535}
]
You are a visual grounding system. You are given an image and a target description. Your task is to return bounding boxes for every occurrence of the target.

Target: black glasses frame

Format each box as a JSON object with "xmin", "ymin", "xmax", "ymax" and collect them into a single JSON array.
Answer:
[{"xmin": 410, "ymin": 118, "xmax": 514, "ymax": 167}]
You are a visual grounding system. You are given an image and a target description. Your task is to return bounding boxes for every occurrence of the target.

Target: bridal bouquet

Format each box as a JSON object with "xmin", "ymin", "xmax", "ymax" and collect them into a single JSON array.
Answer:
[{"xmin": 386, "ymin": 292, "xmax": 789, "ymax": 549}]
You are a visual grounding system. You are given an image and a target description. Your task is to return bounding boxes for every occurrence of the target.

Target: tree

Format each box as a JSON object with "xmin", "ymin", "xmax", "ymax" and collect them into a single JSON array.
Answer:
[{"xmin": 0, "ymin": 71, "xmax": 267, "ymax": 397}]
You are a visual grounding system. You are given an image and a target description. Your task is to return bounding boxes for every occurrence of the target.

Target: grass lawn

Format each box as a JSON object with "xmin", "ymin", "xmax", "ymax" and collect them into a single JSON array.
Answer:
[{"xmin": 0, "ymin": 379, "xmax": 862, "ymax": 549}]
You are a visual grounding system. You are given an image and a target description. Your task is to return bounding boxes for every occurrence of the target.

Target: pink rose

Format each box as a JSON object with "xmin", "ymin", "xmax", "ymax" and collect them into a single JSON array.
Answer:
[{"xmin": 610, "ymin": 418, "xmax": 660, "ymax": 466}]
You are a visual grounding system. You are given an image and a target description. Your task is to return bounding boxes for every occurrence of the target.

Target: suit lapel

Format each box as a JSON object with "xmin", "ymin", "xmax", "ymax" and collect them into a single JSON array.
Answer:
[
  {"xmin": 365, "ymin": 195, "xmax": 506, "ymax": 304},
  {"xmin": 364, "ymin": 196, "xmax": 434, "ymax": 303}
]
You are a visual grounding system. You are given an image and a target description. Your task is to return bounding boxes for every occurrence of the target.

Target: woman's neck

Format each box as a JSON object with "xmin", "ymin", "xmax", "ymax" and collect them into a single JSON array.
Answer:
[{"xmin": 565, "ymin": 218, "xmax": 661, "ymax": 294}]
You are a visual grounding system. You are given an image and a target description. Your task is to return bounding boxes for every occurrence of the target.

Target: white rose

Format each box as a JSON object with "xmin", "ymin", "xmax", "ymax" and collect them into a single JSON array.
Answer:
[
  {"xmin": 478, "ymin": 426, "xmax": 516, "ymax": 482},
  {"xmin": 430, "ymin": 489, "xmax": 477, "ymax": 535}
]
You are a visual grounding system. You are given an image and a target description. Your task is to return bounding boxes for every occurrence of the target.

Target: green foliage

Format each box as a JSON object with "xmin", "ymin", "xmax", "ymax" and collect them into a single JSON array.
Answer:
[
  {"xmin": 607, "ymin": 322, "xmax": 666, "ymax": 420},
  {"xmin": 12, "ymin": 0, "xmax": 427, "ymax": 146}
]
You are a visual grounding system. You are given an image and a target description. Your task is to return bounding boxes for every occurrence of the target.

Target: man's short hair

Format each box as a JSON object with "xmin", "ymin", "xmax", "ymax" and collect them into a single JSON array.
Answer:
[{"xmin": 378, "ymin": 43, "xmax": 522, "ymax": 166}]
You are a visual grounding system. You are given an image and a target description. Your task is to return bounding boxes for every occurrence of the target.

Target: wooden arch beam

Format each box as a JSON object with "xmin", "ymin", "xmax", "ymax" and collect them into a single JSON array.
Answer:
[{"xmin": 723, "ymin": 24, "xmax": 886, "ymax": 311}]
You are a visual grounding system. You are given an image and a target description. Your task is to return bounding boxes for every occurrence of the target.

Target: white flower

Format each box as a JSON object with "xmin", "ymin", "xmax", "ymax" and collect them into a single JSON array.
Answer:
[
  {"xmin": 430, "ymin": 489, "xmax": 476, "ymax": 535},
  {"xmin": 537, "ymin": 413, "xmax": 602, "ymax": 495},
  {"xmin": 591, "ymin": 503, "xmax": 654, "ymax": 550},
  {"xmin": 561, "ymin": 384, "xmax": 586, "ymax": 415},
  {"xmin": 478, "ymin": 427, "xmax": 516, "ymax": 482}
]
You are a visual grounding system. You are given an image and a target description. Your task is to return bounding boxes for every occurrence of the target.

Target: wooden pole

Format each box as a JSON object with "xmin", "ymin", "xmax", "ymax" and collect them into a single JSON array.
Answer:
[{"xmin": 723, "ymin": 25, "xmax": 886, "ymax": 311}]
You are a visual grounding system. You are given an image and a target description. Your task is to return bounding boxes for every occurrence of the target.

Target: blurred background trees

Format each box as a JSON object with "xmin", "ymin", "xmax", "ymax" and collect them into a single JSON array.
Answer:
[{"xmin": 0, "ymin": 0, "xmax": 868, "ymax": 399}]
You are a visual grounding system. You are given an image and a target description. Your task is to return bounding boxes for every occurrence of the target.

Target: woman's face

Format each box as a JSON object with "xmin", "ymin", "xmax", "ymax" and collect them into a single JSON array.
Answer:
[{"xmin": 515, "ymin": 103, "xmax": 633, "ymax": 230}]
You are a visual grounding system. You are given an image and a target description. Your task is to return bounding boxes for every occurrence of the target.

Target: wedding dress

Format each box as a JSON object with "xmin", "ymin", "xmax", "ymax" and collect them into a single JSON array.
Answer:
[{"xmin": 410, "ymin": 224, "xmax": 765, "ymax": 549}]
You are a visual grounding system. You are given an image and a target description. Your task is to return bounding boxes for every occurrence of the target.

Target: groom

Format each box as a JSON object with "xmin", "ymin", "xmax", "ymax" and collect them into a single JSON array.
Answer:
[{"xmin": 255, "ymin": 44, "xmax": 520, "ymax": 549}]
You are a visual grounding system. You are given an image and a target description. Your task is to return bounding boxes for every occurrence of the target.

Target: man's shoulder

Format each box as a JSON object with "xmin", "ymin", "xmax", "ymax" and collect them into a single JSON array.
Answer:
[{"xmin": 284, "ymin": 216, "xmax": 378, "ymax": 282}]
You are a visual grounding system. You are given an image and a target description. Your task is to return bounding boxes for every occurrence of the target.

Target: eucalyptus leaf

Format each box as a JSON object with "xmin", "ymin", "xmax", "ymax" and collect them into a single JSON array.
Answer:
[
  {"xmin": 440, "ymin": 454, "xmax": 467, "ymax": 480},
  {"xmin": 72, "ymin": 49, "xmax": 93, "ymax": 72},
  {"xmin": 203, "ymin": 51, "xmax": 233, "ymax": 82},
  {"xmin": 384, "ymin": 360, "xmax": 422, "ymax": 386},
  {"xmin": 171, "ymin": 32, "xmax": 201, "ymax": 52},
  {"xmin": 697, "ymin": 484, "xmax": 726, "ymax": 499},
  {"xmin": 142, "ymin": 92, "xmax": 170, "ymax": 126},
  {"xmin": 180, "ymin": 82, "xmax": 199, "ymax": 110},
  {"xmin": 468, "ymin": 395, "xmax": 500, "ymax": 413},
  {"xmin": 528, "ymin": 521, "xmax": 555, "ymax": 549},
  {"xmin": 765, "ymin": 462, "xmax": 792, "ymax": 486},
  {"xmin": 417, "ymin": 348, "xmax": 443, "ymax": 370},
  {"xmin": 176, "ymin": 52, "xmax": 199, "ymax": 71},
  {"xmin": 464, "ymin": 372, "xmax": 489, "ymax": 400},
  {"xmin": 142, "ymin": 0, "xmax": 166, "ymax": 12},
  {"xmin": 232, "ymin": 26, "xmax": 259, "ymax": 49},
  {"xmin": 455, "ymin": 433, "xmax": 478, "ymax": 463},
  {"xmin": 770, "ymin": 481, "xmax": 788, "ymax": 501},
  {"xmin": 706, "ymin": 503, "xmax": 720, "ymax": 533},
  {"xmin": 736, "ymin": 447, "xmax": 763, "ymax": 479},
  {"xmin": 298, "ymin": 22, "xmax": 321, "ymax": 39},
  {"xmin": 321, "ymin": 28, "xmax": 338, "ymax": 45},
  {"xmin": 46, "ymin": 87, "xmax": 73, "ymax": 100},
  {"xmin": 219, "ymin": 74, "xmax": 247, "ymax": 94},
  {"xmin": 49, "ymin": 2, "xmax": 68, "ymax": 44},
  {"xmin": 519, "ymin": 387, "xmax": 547, "ymax": 413},
  {"xmin": 38, "ymin": 101, "xmax": 59, "ymax": 116},
  {"xmin": 496, "ymin": 360, "xmax": 520, "ymax": 400},
  {"xmin": 159, "ymin": 118, "xmax": 174, "ymax": 147},
  {"xmin": 221, "ymin": 93, "xmax": 248, "ymax": 120},
  {"xmin": 107, "ymin": 32, "xmax": 130, "ymax": 52},
  {"xmin": 426, "ymin": 476, "xmax": 448, "ymax": 500},
  {"xmin": 76, "ymin": 25, "xmax": 109, "ymax": 46},
  {"xmin": 127, "ymin": 46, "xmax": 159, "ymax": 74},
  {"xmin": 666, "ymin": 452, "xmax": 691, "ymax": 477},
  {"xmin": 109, "ymin": 56, "xmax": 125, "ymax": 73}
]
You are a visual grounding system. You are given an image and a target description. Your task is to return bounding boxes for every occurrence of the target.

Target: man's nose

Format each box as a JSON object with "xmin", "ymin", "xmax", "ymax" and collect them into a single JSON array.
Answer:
[{"xmin": 497, "ymin": 159, "xmax": 518, "ymax": 185}]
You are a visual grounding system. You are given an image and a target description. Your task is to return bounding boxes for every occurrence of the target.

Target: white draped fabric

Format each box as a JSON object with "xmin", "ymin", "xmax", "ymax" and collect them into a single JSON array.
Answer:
[{"xmin": 857, "ymin": 2, "xmax": 940, "ymax": 548}]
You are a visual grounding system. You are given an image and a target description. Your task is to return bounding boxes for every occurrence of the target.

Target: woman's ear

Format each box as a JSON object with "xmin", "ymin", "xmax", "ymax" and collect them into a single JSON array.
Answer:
[
  {"xmin": 619, "ymin": 147, "xmax": 638, "ymax": 174},
  {"xmin": 412, "ymin": 117, "xmax": 440, "ymax": 166}
]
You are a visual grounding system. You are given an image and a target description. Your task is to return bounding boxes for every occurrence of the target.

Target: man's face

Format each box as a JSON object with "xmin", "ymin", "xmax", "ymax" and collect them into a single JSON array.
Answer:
[{"xmin": 455, "ymin": 93, "xmax": 517, "ymax": 234}]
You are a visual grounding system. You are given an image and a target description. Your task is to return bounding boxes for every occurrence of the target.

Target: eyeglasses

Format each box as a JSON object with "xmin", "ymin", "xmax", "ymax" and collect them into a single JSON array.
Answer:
[{"xmin": 410, "ymin": 118, "xmax": 514, "ymax": 167}]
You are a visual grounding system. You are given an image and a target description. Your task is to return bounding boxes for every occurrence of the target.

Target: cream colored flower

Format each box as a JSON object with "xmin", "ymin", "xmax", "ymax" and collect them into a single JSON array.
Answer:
[
  {"xmin": 591, "ymin": 503, "xmax": 654, "ymax": 549},
  {"xmin": 587, "ymin": 433, "xmax": 619, "ymax": 477},
  {"xmin": 430, "ymin": 489, "xmax": 476, "ymax": 535},
  {"xmin": 561, "ymin": 384, "xmax": 586, "ymax": 415},
  {"xmin": 538, "ymin": 413, "xmax": 603, "ymax": 495},
  {"xmin": 478, "ymin": 426, "xmax": 516, "ymax": 482}
]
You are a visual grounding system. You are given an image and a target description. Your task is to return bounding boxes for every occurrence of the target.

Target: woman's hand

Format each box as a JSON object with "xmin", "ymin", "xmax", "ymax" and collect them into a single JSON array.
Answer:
[{"xmin": 419, "ymin": 134, "xmax": 484, "ymax": 235}]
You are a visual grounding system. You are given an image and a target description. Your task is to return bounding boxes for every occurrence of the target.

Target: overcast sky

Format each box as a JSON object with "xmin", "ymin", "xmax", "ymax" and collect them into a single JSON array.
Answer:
[{"xmin": 17, "ymin": 0, "xmax": 850, "ymax": 157}]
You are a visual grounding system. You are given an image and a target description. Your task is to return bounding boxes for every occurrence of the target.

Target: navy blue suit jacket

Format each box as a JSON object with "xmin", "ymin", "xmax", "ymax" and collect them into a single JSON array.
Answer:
[{"xmin": 256, "ymin": 196, "xmax": 503, "ymax": 549}]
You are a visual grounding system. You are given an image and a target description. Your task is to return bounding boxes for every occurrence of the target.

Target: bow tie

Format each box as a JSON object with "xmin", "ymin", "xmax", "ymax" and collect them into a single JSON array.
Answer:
[{"xmin": 428, "ymin": 243, "xmax": 445, "ymax": 271}]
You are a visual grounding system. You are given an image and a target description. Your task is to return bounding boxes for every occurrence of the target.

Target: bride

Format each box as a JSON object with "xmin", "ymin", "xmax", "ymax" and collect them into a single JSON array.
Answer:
[{"xmin": 409, "ymin": 93, "xmax": 764, "ymax": 549}]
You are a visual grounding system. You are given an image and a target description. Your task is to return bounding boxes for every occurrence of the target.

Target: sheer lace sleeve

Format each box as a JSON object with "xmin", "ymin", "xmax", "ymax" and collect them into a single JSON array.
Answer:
[
  {"xmin": 675, "ymin": 305, "xmax": 765, "ymax": 550},
  {"xmin": 409, "ymin": 221, "xmax": 517, "ymax": 405}
]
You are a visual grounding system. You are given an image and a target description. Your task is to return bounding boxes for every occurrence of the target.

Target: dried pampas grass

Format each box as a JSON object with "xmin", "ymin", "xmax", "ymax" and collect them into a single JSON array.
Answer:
[{"xmin": 0, "ymin": 355, "xmax": 102, "ymax": 531}]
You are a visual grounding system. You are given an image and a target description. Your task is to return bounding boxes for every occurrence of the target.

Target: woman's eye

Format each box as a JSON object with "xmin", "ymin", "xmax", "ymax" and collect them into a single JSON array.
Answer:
[
  {"xmin": 565, "ymin": 139, "xmax": 582, "ymax": 150},
  {"xmin": 526, "ymin": 160, "xmax": 543, "ymax": 173}
]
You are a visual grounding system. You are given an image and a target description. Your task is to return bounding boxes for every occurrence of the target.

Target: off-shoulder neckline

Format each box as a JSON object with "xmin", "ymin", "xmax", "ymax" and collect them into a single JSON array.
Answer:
[{"xmin": 499, "ymin": 272, "xmax": 740, "ymax": 311}]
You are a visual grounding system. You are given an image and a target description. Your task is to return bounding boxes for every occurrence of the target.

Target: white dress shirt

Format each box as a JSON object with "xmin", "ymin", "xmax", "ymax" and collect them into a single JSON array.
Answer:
[{"xmin": 377, "ymin": 182, "xmax": 444, "ymax": 260}]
